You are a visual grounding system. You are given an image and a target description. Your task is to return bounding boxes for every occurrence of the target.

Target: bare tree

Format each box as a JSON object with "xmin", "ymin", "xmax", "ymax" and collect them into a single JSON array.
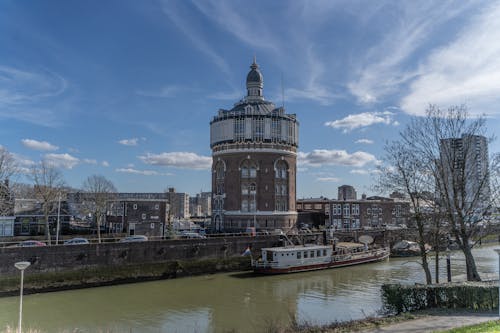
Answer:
[
  {"xmin": 377, "ymin": 141, "xmax": 434, "ymax": 284},
  {"xmin": 82, "ymin": 175, "xmax": 117, "ymax": 243},
  {"xmin": 30, "ymin": 160, "xmax": 66, "ymax": 245},
  {"xmin": 0, "ymin": 147, "xmax": 18, "ymax": 215},
  {"xmin": 394, "ymin": 105, "xmax": 498, "ymax": 281}
]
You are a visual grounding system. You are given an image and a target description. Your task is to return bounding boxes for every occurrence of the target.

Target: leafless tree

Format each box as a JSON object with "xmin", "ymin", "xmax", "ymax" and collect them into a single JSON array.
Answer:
[
  {"xmin": 30, "ymin": 160, "xmax": 66, "ymax": 245},
  {"xmin": 82, "ymin": 175, "xmax": 117, "ymax": 243},
  {"xmin": 389, "ymin": 105, "xmax": 498, "ymax": 281},
  {"xmin": 0, "ymin": 147, "xmax": 18, "ymax": 215},
  {"xmin": 377, "ymin": 141, "xmax": 434, "ymax": 284}
]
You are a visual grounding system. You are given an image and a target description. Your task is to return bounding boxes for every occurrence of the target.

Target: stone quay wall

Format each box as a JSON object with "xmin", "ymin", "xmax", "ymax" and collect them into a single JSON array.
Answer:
[{"xmin": 0, "ymin": 235, "xmax": 281, "ymax": 277}]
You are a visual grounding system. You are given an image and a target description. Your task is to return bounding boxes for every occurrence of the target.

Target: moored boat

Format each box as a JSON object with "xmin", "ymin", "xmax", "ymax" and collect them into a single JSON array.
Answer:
[{"xmin": 252, "ymin": 242, "xmax": 389, "ymax": 274}]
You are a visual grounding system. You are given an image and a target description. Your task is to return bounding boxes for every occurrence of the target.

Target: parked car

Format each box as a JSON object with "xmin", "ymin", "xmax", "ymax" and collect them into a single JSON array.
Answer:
[
  {"xmin": 64, "ymin": 237, "xmax": 90, "ymax": 245},
  {"xmin": 17, "ymin": 240, "xmax": 46, "ymax": 247},
  {"xmin": 119, "ymin": 235, "xmax": 148, "ymax": 243},
  {"xmin": 180, "ymin": 232, "xmax": 207, "ymax": 239}
]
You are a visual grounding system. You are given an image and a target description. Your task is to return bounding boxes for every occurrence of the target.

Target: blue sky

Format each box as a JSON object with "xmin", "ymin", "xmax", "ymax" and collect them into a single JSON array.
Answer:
[{"xmin": 1, "ymin": 0, "xmax": 499, "ymax": 198}]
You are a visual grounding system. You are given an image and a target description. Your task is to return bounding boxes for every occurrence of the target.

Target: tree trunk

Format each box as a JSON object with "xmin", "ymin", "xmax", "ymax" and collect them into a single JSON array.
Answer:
[
  {"xmin": 463, "ymin": 244, "xmax": 481, "ymax": 281},
  {"xmin": 416, "ymin": 215, "xmax": 432, "ymax": 284},
  {"xmin": 434, "ymin": 249, "xmax": 440, "ymax": 284},
  {"xmin": 97, "ymin": 214, "xmax": 102, "ymax": 243},
  {"xmin": 44, "ymin": 210, "xmax": 51, "ymax": 246}
]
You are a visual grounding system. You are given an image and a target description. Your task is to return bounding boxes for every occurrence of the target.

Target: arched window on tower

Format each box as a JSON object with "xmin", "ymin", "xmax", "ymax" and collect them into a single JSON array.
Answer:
[
  {"xmin": 241, "ymin": 160, "xmax": 257, "ymax": 212},
  {"xmin": 274, "ymin": 160, "xmax": 288, "ymax": 212}
]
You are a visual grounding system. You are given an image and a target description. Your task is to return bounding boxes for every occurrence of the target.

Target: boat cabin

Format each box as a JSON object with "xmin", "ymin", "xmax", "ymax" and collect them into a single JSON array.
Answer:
[{"xmin": 257, "ymin": 244, "xmax": 333, "ymax": 269}]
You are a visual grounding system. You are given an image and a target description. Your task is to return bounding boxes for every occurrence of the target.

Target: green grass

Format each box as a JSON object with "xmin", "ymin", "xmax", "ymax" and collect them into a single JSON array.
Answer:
[{"xmin": 437, "ymin": 320, "xmax": 500, "ymax": 333}]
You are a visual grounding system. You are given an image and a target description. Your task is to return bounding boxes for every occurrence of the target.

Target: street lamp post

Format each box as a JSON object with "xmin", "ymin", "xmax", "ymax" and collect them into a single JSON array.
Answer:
[
  {"xmin": 56, "ymin": 193, "xmax": 61, "ymax": 245},
  {"xmin": 14, "ymin": 261, "xmax": 31, "ymax": 333},
  {"xmin": 495, "ymin": 249, "xmax": 500, "ymax": 316}
]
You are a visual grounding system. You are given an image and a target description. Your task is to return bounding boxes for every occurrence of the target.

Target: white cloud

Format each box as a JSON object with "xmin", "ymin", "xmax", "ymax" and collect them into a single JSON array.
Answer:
[
  {"xmin": 355, "ymin": 139, "xmax": 374, "ymax": 145},
  {"xmin": 118, "ymin": 138, "xmax": 139, "ymax": 146},
  {"xmin": 350, "ymin": 168, "xmax": 382, "ymax": 175},
  {"xmin": 21, "ymin": 139, "xmax": 59, "ymax": 151},
  {"xmin": 115, "ymin": 168, "xmax": 168, "ymax": 176},
  {"xmin": 325, "ymin": 111, "xmax": 396, "ymax": 132},
  {"xmin": 298, "ymin": 149, "xmax": 376, "ymax": 167},
  {"xmin": 83, "ymin": 158, "xmax": 97, "ymax": 165},
  {"xmin": 347, "ymin": 2, "xmax": 475, "ymax": 104},
  {"xmin": 139, "ymin": 152, "xmax": 212, "ymax": 170},
  {"xmin": 11, "ymin": 153, "xmax": 35, "ymax": 174},
  {"xmin": 316, "ymin": 177, "xmax": 340, "ymax": 182},
  {"xmin": 401, "ymin": 2, "xmax": 500, "ymax": 116},
  {"xmin": 102, "ymin": 161, "xmax": 110, "ymax": 167},
  {"xmin": 44, "ymin": 153, "xmax": 79, "ymax": 169}
]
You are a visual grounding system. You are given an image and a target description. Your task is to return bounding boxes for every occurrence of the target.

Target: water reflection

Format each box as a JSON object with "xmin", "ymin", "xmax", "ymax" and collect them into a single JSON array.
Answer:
[{"xmin": 0, "ymin": 245, "xmax": 498, "ymax": 332}]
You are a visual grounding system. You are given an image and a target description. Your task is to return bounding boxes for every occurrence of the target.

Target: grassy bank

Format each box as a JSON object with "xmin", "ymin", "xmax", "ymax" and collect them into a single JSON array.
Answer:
[
  {"xmin": 0, "ymin": 256, "xmax": 251, "ymax": 296},
  {"xmin": 438, "ymin": 320, "xmax": 500, "ymax": 332}
]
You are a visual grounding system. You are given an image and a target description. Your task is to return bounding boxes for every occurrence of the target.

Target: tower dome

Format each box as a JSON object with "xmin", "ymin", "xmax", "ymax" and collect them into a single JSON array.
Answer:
[{"xmin": 246, "ymin": 57, "xmax": 263, "ymax": 100}]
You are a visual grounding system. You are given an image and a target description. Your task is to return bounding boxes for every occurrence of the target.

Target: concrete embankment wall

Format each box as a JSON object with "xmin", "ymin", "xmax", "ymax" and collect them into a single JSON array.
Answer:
[{"xmin": 0, "ymin": 236, "xmax": 281, "ymax": 295}]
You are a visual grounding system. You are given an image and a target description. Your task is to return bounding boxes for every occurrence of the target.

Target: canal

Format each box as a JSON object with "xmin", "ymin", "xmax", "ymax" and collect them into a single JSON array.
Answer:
[{"xmin": 0, "ymin": 245, "xmax": 499, "ymax": 333}]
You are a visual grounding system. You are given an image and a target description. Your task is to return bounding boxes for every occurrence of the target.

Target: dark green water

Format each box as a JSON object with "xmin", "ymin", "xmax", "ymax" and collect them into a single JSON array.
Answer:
[{"xmin": 0, "ymin": 245, "xmax": 498, "ymax": 333}]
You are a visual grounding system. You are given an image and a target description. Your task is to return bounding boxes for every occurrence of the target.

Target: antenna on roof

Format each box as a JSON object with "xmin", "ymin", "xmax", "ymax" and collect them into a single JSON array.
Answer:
[{"xmin": 281, "ymin": 72, "xmax": 285, "ymax": 109}]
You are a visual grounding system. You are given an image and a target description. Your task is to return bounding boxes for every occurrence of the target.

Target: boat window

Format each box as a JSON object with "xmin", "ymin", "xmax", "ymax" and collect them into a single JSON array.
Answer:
[
  {"xmin": 304, "ymin": 251, "xmax": 308, "ymax": 258},
  {"xmin": 281, "ymin": 253, "xmax": 284, "ymax": 256},
  {"xmin": 297, "ymin": 252, "xmax": 301, "ymax": 259},
  {"xmin": 317, "ymin": 250, "xmax": 321, "ymax": 257},
  {"xmin": 310, "ymin": 251, "xmax": 315, "ymax": 258},
  {"xmin": 323, "ymin": 249, "xmax": 327, "ymax": 256}
]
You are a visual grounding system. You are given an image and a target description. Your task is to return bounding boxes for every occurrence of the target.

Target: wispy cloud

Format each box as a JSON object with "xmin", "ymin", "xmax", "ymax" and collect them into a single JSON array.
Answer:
[
  {"xmin": 350, "ymin": 168, "xmax": 381, "ymax": 175},
  {"xmin": 347, "ymin": 2, "xmax": 475, "ymax": 104},
  {"xmin": 21, "ymin": 139, "xmax": 59, "ymax": 151},
  {"xmin": 401, "ymin": 2, "xmax": 500, "ymax": 116},
  {"xmin": 355, "ymin": 139, "xmax": 374, "ymax": 145},
  {"xmin": 11, "ymin": 153, "xmax": 35, "ymax": 174},
  {"xmin": 115, "ymin": 168, "xmax": 171, "ymax": 176},
  {"xmin": 160, "ymin": 0, "xmax": 230, "ymax": 75},
  {"xmin": 102, "ymin": 161, "xmax": 110, "ymax": 167},
  {"xmin": 139, "ymin": 151, "xmax": 211, "ymax": 170},
  {"xmin": 0, "ymin": 66, "xmax": 69, "ymax": 126},
  {"xmin": 118, "ymin": 138, "xmax": 139, "ymax": 146},
  {"xmin": 325, "ymin": 111, "xmax": 396, "ymax": 132},
  {"xmin": 298, "ymin": 149, "xmax": 376, "ymax": 167},
  {"xmin": 208, "ymin": 90, "xmax": 242, "ymax": 101},
  {"xmin": 136, "ymin": 85, "xmax": 186, "ymax": 98},
  {"xmin": 316, "ymin": 177, "xmax": 340, "ymax": 182},
  {"xmin": 44, "ymin": 153, "xmax": 79, "ymax": 169},
  {"xmin": 83, "ymin": 158, "xmax": 97, "ymax": 165}
]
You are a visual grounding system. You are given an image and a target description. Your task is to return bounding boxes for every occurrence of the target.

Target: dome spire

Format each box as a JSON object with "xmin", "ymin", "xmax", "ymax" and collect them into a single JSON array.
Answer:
[{"xmin": 246, "ymin": 57, "xmax": 263, "ymax": 101}]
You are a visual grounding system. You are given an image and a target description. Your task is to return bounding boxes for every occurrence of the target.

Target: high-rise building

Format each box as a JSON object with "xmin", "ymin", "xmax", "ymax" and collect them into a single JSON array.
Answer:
[
  {"xmin": 338, "ymin": 185, "xmax": 357, "ymax": 200},
  {"xmin": 166, "ymin": 188, "xmax": 190, "ymax": 219},
  {"xmin": 210, "ymin": 59, "xmax": 299, "ymax": 232},
  {"xmin": 439, "ymin": 134, "xmax": 490, "ymax": 213}
]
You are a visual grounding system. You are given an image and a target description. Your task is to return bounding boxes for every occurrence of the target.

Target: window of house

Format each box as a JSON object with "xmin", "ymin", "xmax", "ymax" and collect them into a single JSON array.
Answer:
[
  {"xmin": 304, "ymin": 251, "xmax": 308, "ymax": 258},
  {"xmin": 297, "ymin": 252, "xmax": 301, "ymax": 259},
  {"xmin": 142, "ymin": 213, "xmax": 146, "ymax": 220},
  {"xmin": 310, "ymin": 251, "xmax": 315, "ymax": 258}
]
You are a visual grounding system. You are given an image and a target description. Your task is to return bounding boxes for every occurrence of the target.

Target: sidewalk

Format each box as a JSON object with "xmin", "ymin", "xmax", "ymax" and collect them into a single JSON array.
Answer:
[{"xmin": 360, "ymin": 311, "xmax": 498, "ymax": 333}]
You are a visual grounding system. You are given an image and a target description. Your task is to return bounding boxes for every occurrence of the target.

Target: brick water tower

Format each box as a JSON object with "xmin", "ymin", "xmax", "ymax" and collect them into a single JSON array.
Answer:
[{"xmin": 210, "ymin": 59, "xmax": 299, "ymax": 232}]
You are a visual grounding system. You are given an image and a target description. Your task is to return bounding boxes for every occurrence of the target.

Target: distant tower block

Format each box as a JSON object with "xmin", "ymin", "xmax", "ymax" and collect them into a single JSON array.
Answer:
[
  {"xmin": 338, "ymin": 185, "xmax": 357, "ymax": 201},
  {"xmin": 210, "ymin": 59, "xmax": 299, "ymax": 232}
]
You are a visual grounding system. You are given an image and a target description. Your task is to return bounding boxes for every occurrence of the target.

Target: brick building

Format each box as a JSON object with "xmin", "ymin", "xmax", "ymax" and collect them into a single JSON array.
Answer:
[
  {"xmin": 329, "ymin": 195, "xmax": 410, "ymax": 230},
  {"xmin": 106, "ymin": 199, "xmax": 167, "ymax": 237},
  {"xmin": 210, "ymin": 59, "xmax": 299, "ymax": 232}
]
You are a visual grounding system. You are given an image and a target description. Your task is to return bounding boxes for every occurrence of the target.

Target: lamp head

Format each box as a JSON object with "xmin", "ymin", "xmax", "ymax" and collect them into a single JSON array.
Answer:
[{"xmin": 14, "ymin": 261, "xmax": 31, "ymax": 271}]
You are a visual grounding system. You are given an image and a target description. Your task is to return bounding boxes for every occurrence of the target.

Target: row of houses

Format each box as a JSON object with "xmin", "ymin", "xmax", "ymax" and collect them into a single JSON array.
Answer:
[
  {"xmin": 297, "ymin": 186, "xmax": 411, "ymax": 230},
  {"xmin": 0, "ymin": 188, "xmax": 212, "ymax": 238}
]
